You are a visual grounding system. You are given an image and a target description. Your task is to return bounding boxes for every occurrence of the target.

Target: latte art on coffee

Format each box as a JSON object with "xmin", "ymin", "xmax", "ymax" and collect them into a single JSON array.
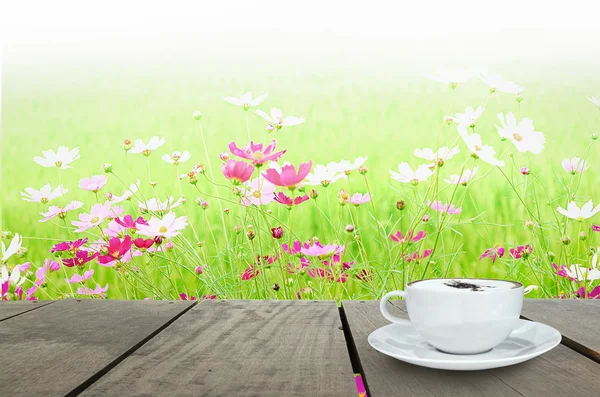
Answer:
[{"xmin": 409, "ymin": 278, "xmax": 520, "ymax": 291}]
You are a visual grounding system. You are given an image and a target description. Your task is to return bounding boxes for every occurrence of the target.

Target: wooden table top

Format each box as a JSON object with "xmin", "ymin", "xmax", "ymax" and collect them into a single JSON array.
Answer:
[{"xmin": 1, "ymin": 299, "xmax": 598, "ymax": 396}]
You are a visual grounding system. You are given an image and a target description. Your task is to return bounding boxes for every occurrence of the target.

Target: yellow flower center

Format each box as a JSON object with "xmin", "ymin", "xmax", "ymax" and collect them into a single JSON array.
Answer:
[
  {"xmin": 252, "ymin": 151, "xmax": 264, "ymax": 161},
  {"xmin": 252, "ymin": 191, "xmax": 262, "ymax": 198},
  {"xmin": 513, "ymin": 133, "xmax": 523, "ymax": 142},
  {"xmin": 159, "ymin": 225, "xmax": 168, "ymax": 233},
  {"xmin": 90, "ymin": 217, "xmax": 100, "ymax": 223},
  {"xmin": 55, "ymin": 161, "xmax": 63, "ymax": 167}
]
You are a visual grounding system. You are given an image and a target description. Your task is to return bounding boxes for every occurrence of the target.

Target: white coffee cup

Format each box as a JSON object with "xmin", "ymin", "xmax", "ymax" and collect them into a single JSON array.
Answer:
[{"xmin": 380, "ymin": 278, "xmax": 524, "ymax": 354}]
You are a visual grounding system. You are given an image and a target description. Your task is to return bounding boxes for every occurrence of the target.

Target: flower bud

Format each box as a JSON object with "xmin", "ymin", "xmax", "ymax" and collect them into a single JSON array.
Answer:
[
  {"xmin": 579, "ymin": 231, "xmax": 588, "ymax": 241},
  {"xmin": 123, "ymin": 139, "xmax": 132, "ymax": 151},
  {"xmin": 520, "ymin": 167, "xmax": 530, "ymax": 175},
  {"xmin": 219, "ymin": 153, "xmax": 229, "ymax": 162},
  {"xmin": 246, "ymin": 229, "xmax": 256, "ymax": 240},
  {"xmin": 1, "ymin": 230, "xmax": 14, "ymax": 240},
  {"xmin": 547, "ymin": 251, "xmax": 556, "ymax": 261},
  {"xmin": 266, "ymin": 124, "xmax": 275, "ymax": 133},
  {"xmin": 150, "ymin": 181, "xmax": 158, "ymax": 187},
  {"xmin": 271, "ymin": 226, "xmax": 284, "ymax": 239},
  {"xmin": 196, "ymin": 241, "xmax": 203, "ymax": 247},
  {"xmin": 234, "ymin": 225, "xmax": 241, "ymax": 234},
  {"xmin": 273, "ymin": 283, "xmax": 280, "ymax": 291},
  {"xmin": 297, "ymin": 183, "xmax": 306, "ymax": 193},
  {"xmin": 516, "ymin": 93, "xmax": 523, "ymax": 103},
  {"xmin": 16, "ymin": 247, "xmax": 27, "ymax": 258},
  {"xmin": 103, "ymin": 163, "xmax": 113, "ymax": 173},
  {"xmin": 231, "ymin": 187, "xmax": 241, "ymax": 196},
  {"xmin": 592, "ymin": 133, "xmax": 598, "ymax": 141},
  {"xmin": 338, "ymin": 189, "xmax": 349, "ymax": 205},
  {"xmin": 396, "ymin": 200, "xmax": 406, "ymax": 211},
  {"xmin": 195, "ymin": 266, "xmax": 203, "ymax": 274},
  {"xmin": 358, "ymin": 165, "xmax": 368, "ymax": 174},
  {"xmin": 353, "ymin": 234, "xmax": 360, "ymax": 240},
  {"xmin": 561, "ymin": 236, "xmax": 571, "ymax": 245},
  {"xmin": 422, "ymin": 215, "xmax": 430, "ymax": 223},
  {"xmin": 154, "ymin": 236, "xmax": 163, "ymax": 245},
  {"xmin": 309, "ymin": 189, "xmax": 319, "ymax": 199},
  {"xmin": 345, "ymin": 224, "xmax": 355, "ymax": 233},
  {"xmin": 166, "ymin": 241, "xmax": 174, "ymax": 250},
  {"xmin": 104, "ymin": 192, "xmax": 113, "ymax": 201},
  {"xmin": 525, "ymin": 220, "xmax": 534, "ymax": 230},
  {"xmin": 444, "ymin": 115, "xmax": 454, "ymax": 125},
  {"xmin": 223, "ymin": 208, "xmax": 230, "ymax": 215},
  {"xmin": 192, "ymin": 111, "xmax": 202, "ymax": 120},
  {"xmin": 200, "ymin": 201, "xmax": 209, "ymax": 210}
]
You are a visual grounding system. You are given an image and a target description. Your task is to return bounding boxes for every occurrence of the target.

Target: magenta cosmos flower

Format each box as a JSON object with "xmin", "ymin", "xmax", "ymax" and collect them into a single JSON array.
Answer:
[
  {"xmin": 97, "ymin": 236, "xmax": 134, "ymax": 265},
  {"xmin": 79, "ymin": 175, "xmax": 107, "ymax": 192},
  {"xmin": 390, "ymin": 230, "xmax": 426, "ymax": 244},
  {"xmin": 593, "ymin": 224, "xmax": 600, "ymax": 232},
  {"xmin": 576, "ymin": 285, "xmax": 600, "ymax": 299},
  {"xmin": 51, "ymin": 238, "xmax": 88, "ymax": 253},
  {"xmin": 552, "ymin": 263, "xmax": 572, "ymax": 280},
  {"xmin": 428, "ymin": 200, "xmax": 462, "ymax": 215},
  {"xmin": 262, "ymin": 161, "xmax": 312, "ymax": 189},
  {"xmin": 510, "ymin": 244, "xmax": 533, "ymax": 259},
  {"xmin": 480, "ymin": 245, "xmax": 505, "ymax": 263},
  {"xmin": 115, "ymin": 215, "xmax": 148, "ymax": 230},
  {"xmin": 241, "ymin": 264, "xmax": 260, "ymax": 280},
  {"xmin": 274, "ymin": 192, "xmax": 309, "ymax": 208},
  {"xmin": 228, "ymin": 140, "xmax": 286, "ymax": 166},
  {"xmin": 222, "ymin": 160, "xmax": 254, "ymax": 185},
  {"xmin": 62, "ymin": 250, "xmax": 98, "ymax": 268},
  {"xmin": 404, "ymin": 249, "xmax": 433, "ymax": 263}
]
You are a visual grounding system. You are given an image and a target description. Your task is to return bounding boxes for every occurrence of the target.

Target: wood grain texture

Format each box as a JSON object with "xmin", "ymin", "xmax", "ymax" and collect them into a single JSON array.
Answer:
[
  {"xmin": 342, "ymin": 300, "xmax": 600, "ymax": 397},
  {"xmin": 0, "ymin": 299, "xmax": 195, "ymax": 397},
  {"xmin": 81, "ymin": 300, "xmax": 356, "ymax": 397},
  {"xmin": 0, "ymin": 300, "xmax": 54, "ymax": 321},
  {"xmin": 522, "ymin": 299, "xmax": 600, "ymax": 362}
]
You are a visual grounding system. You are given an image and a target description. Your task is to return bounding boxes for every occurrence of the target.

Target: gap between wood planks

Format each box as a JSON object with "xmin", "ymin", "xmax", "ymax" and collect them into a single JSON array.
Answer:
[
  {"xmin": 519, "ymin": 313, "xmax": 600, "ymax": 365},
  {"xmin": 338, "ymin": 304, "xmax": 372, "ymax": 397},
  {"xmin": 0, "ymin": 300, "xmax": 56, "ymax": 323},
  {"xmin": 64, "ymin": 300, "xmax": 199, "ymax": 397}
]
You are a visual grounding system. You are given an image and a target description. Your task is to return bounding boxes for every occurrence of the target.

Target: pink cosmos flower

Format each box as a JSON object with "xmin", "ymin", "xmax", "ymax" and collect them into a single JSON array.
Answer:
[
  {"xmin": 202, "ymin": 294, "xmax": 217, "ymax": 300},
  {"xmin": 241, "ymin": 178, "xmax": 276, "ymax": 206},
  {"xmin": 16, "ymin": 263, "xmax": 31, "ymax": 272},
  {"xmin": 71, "ymin": 202, "xmax": 115, "ymax": 232},
  {"xmin": 104, "ymin": 219, "xmax": 129, "ymax": 238},
  {"xmin": 510, "ymin": 244, "xmax": 533, "ymax": 259},
  {"xmin": 222, "ymin": 160, "xmax": 254, "ymax": 185},
  {"xmin": 39, "ymin": 201, "xmax": 83, "ymax": 222},
  {"xmin": 480, "ymin": 245, "xmax": 505, "ymax": 263},
  {"xmin": 79, "ymin": 175, "xmax": 107, "ymax": 192},
  {"xmin": 137, "ymin": 212, "xmax": 188, "ymax": 238},
  {"xmin": 133, "ymin": 238, "xmax": 155, "ymax": 250},
  {"xmin": 562, "ymin": 157, "xmax": 589, "ymax": 175},
  {"xmin": 115, "ymin": 215, "xmax": 148, "ymax": 230},
  {"xmin": 97, "ymin": 236, "xmax": 133, "ymax": 265},
  {"xmin": 228, "ymin": 140, "xmax": 286, "ymax": 166},
  {"xmin": 520, "ymin": 167, "xmax": 531, "ymax": 175},
  {"xmin": 273, "ymin": 192, "xmax": 309, "ymax": 208},
  {"xmin": 301, "ymin": 242, "xmax": 345, "ymax": 258},
  {"xmin": 62, "ymin": 250, "xmax": 98, "ymax": 268},
  {"xmin": 296, "ymin": 287, "xmax": 312, "ymax": 300},
  {"xmin": 285, "ymin": 257, "xmax": 310, "ymax": 274},
  {"xmin": 390, "ymin": 230, "xmax": 426, "ymax": 244},
  {"xmin": 552, "ymin": 263, "xmax": 571, "ymax": 280},
  {"xmin": 241, "ymin": 264, "xmax": 260, "ymax": 280},
  {"xmin": 65, "ymin": 269, "xmax": 95, "ymax": 284},
  {"xmin": 179, "ymin": 293, "xmax": 198, "ymax": 301},
  {"xmin": 77, "ymin": 284, "xmax": 108, "ymax": 297},
  {"xmin": 262, "ymin": 161, "xmax": 312, "ymax": 189},
  {"xmin": 404, "ymin": 249, "xmax": 433, "ymax": 263},
  {"xmin": 51, "ymin": 238, "xmax": 88, "ymax": 253},
  {"xmin": 349, "ymin": 193, "xmax": 371, "ymax": 206},
  {"xmin": 575, "ymin": 285, "xmax": 600, "ymax": 299},
  {"xmin": 282, "ymin": 240, "xmax": 306, "ymax": 255},
  {"xmin": 428, "ymin": 200, "xmax": 462, "ymax": 215}
]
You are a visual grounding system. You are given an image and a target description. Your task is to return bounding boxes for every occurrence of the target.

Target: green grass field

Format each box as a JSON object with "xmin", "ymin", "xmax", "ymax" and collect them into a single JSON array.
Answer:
[{"xmin": 2, "ymin": 56, "xmax": 600, "ymax": 300}]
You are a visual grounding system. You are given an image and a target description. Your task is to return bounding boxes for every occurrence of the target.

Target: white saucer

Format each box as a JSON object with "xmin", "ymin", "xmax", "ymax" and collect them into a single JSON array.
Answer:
[{"xmin": 368, "ymin": 319, "xmax": 561, "ymax": 371}]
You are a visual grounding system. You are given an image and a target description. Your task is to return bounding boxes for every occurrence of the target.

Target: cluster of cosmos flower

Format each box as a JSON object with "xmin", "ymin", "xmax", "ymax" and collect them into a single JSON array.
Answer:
[{"xmin": 2, "ymin": 75, "xmax": 600, "ymax": 301}]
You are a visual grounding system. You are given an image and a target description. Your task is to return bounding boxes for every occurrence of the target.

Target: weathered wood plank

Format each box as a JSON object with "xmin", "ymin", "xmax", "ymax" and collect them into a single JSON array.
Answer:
[
  {"xmin": 342, "ymin": 300, "xmax": 600, "ymax": 397},
  {"xmin": 81, "ymin": 300, "xmax": 356, "ymax": 397},
  {"xmin": 522, "ymin": 299, "xmax": 600, "ymax": 362},
  {"xmin": 0, "ymin": 299, "xmax": 196, "ymax": 396},
  {"xmin": 0, "ymin": 300, "xmax": 55, "ymax": 321}
]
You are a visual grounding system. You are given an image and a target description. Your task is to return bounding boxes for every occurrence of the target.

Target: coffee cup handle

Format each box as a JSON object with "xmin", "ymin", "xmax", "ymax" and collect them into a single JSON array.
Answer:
[{"xmin": 380, "ymin": 291, "xmax": 411, "ymax": 325}]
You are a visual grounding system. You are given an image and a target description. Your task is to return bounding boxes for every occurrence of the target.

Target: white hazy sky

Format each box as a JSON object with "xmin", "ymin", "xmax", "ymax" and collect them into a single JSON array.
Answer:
[{"xmin": 1, "ymin": 0, "xmax": 600, "ymax": 70}]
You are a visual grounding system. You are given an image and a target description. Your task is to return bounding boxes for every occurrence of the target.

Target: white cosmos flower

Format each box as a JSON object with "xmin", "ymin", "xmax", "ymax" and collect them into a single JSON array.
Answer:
[
  {"xmin": 129, "ymin": 136, "xmax": 166, "ymax": 155},
  {"xmin": 331, "ymin": 156, "xmax": 368, "ymax": 174},
  {"xmin": 389, "ymin": 163, "xmax": 433, "ymax": 184},
  {"xmin": 255, "ymin": 108, "xmax": 305, "ymax": 129},
  {"xmin": 424, "ymin": 68, "xmax": 473, "ymax": 87},
  {"xmin": 495, "ymin": 113, "xmax": 545, "ymax": 154},
  {"xmin": 588, "ymin": 96, "xmax": 600, "ymax": 109},
  {"xmin": 33, "ymin": 146, "xmax": 80, "ymax": 169},
  {"xmin": 445, "ymin": 167, "xmax": 478, "ymax": 185},
  {"xmin": 457, "ymin": 126, "xmax": 505, "ymax": 167},
  {"xmin": 111, "ymin": 180, "xmax": 140, "ymax": 203},
  {"xmin": 1, "ymin": 266, "xmax": 26, "ymax": 287},
  {"xmin": 305, "ymin": 164, "xmax": 347, "ymax": 187},
  {"xmin": 162, "ymin": 151, "xmax": 191, "ymax": 165},
  {"xmin": 414, "ymin": 146, "xmax": 460, "ymax": 163},
  {"xmin": 480, "ymin": 72, "xmax": 524, "ymax": 94},
  {"xmin": 1, "ymin": 234, "xmax": 22, "ymax": 263},
  {"xmin": 564, "ymin": 264, "xmax": 600, "ymax": 282},
  {"xmin": 21, "ymin": 183, "xmax": 67, "ymax": 203},
  {"xmin": 453, "ymin": 106, "xmax": 485, "ymax": 128},
  {"xmin": 562, "ymin": 157, "xmax": 589, "ymax": 175},
  {"xmin": 139, "ymin": 197, "xmax": 183, "ymax": 214},
  {"xmin": 523, "ymin": 285, "xmax": 539, "ymax": 295},
  {"xmin": 223, "ymin": 92, "xmax": 268, "ymax": 110},
  {"xmin": 241, "ymin": 178, "xmax": 276, "ymax": 206},
  {"xmin": 557, "ymin": 200, "xmax": 600, "ymax": 221},
  {"xmin": 137, "ymin": 212, "xmax": 188, "ymax": 238}
]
